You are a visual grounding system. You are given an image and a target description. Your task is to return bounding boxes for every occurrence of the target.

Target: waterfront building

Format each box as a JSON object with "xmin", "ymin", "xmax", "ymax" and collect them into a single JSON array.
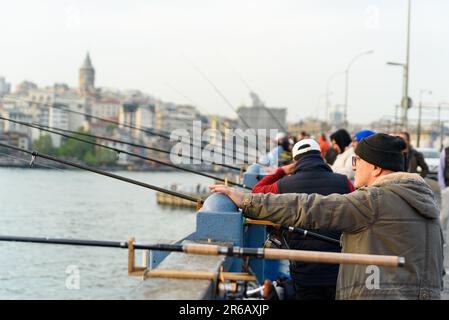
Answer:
[
  {"xmin": 236, "ymin": 92, "xmax": 286, "ymax": 131},
  {"xmin": 155, "ymin": 103, "xmax": 200, "ymax": 134},
  {"xmin": 119, "ymin": 101, "xmax": 155, "ymax": 139},
  {"xmin": 0, "ymin": 77, "xmax": 11, "ymax": 96},
  {"xmin": 14, "ymin": 81, "xmax": 37, "ymax": 96},
  {"xmin": 93, "ymin": 97, "xmax": 121, "ymax": 121}
]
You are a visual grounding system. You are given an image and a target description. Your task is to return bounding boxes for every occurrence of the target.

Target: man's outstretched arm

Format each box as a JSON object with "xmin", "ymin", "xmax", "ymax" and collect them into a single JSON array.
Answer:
[{"xmin": 209, "ymin": 185, "xmax": 376, "ymax": 233}]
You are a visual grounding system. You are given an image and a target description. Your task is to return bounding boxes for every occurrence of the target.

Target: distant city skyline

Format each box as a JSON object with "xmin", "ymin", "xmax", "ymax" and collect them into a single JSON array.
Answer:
[{"xmin": 1, "ymin": 0, "xmax": 449, "ymax": 125}]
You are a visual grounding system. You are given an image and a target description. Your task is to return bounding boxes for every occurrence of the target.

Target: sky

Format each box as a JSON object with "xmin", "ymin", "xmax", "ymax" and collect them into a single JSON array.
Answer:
[{"xmin": 1, "ymin": 0, "xmax": 449, "ymax": 124}]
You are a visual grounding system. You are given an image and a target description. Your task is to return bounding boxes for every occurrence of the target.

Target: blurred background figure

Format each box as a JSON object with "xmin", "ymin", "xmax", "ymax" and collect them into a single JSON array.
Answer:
[
  {"xmin": 330, "ymin": 129, "xmax": 354, "ymax": 180},
  {"xmin": 399, "ymin": 131, "xmax": 429, "ymax": 178},
  {"xmin": 352, "ymin": 130, "xmax": 375, "ymax": 149},
  {"xmin": 296, "ymin": 131, "xmax": 310, "ymax": 142},
  {"xmin": 438, "ymin": 146, "xmax": 449, "ymax": 246},
  {"xmin": 321, "ymin": 133, "xmax": 337, "ymax": 166},
  {"xmin": 258, "ymin": 132, "xmax": 290, "ymax": 170},
  {"xmin": 319, "ymin": 133, "xmax": 331, "ymax": 157},
  {"xmin": 278, "ymin": 135, "xmax": 294, "ymax": 166}
]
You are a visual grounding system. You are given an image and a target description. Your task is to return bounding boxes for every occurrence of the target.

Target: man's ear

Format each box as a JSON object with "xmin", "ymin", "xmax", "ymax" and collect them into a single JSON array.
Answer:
[{"xmin": 372, "ymin": 166, "xmax": 383, "ymax": 177}]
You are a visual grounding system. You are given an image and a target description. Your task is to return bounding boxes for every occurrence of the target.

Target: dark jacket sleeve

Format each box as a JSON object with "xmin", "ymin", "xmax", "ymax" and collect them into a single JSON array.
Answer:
[{"xmin": 415, "ymin": 151, "xmax": 429, "ymax": 178}]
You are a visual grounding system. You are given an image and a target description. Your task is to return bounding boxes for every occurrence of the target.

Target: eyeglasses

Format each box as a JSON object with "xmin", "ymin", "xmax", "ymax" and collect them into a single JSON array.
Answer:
[{"xmin": 352, "ymin": 156, "xmax": 361, "ymax": 167}]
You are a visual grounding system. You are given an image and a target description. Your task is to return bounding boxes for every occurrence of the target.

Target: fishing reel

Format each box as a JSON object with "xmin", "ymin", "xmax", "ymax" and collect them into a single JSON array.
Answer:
[
  {"xmin": 217, "ymin": 278, "xmax": 277, "ymax": 300},
  {"xmin": 216, "ymin": 265, "xmax": 260, "ymax": 300},
  {"xmin": 215, "ymin": 261, "xmax": 287, "ymax": 300},
  {"xmin": 218, "ymin": 279, "xmax": 287, "ymax": 300},
  {"xmin": 217, "ymin": 280, "xmax": 248, "ymax": 300},
  {"xmin": 263, "ymin": 226, "xmax": 289, "ymax": 249}
]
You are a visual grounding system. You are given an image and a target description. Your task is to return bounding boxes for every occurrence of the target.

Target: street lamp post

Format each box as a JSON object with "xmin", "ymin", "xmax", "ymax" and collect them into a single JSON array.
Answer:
[
  {"xmin": 344, "ymin": 50, "xmax": 374, "ymax": 127},
  {"xmin": 404, "ymin": 0, "xmax": 412, "ymax": 129},
  {"xmin": 417, "ymin": 89, "xmax": 432, "ymax": 147},
  {"xmin": 386, "ymin": 61, "xmax": 408, "ymax": 128},
  {"xmin": 394, "ymin": 104, "xmax": 399, "ymax": 132},
  {"xmin": 387, "ymin": 0, "xmax": 412, "ymax": 130},
  {"xmin": 326, "ymin": 71, "xmax": 345, "ymax": 124}
]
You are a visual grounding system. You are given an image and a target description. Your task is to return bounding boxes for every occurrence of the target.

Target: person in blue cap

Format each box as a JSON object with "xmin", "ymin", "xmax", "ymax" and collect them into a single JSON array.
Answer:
[
  {"xmin": 330, "ymin": 129, "xmax": 375, "ymax": 181},
  {"xmin": 352, "ymin": 130, "xmax": 375, "ymax": 150}
]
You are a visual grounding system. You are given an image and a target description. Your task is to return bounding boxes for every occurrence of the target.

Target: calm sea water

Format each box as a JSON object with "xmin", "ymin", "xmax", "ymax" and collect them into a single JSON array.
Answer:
[{"xmin": 0, "ymin": 167, "xmax": 212, "ymax": 299}]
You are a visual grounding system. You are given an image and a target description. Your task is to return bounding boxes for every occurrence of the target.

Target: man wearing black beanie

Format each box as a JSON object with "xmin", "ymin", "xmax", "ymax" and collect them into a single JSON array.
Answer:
[
  {"xmin": 351, "ymin": 133, "xmax": 407, "ymax": 187},
  {"xmin": 330, "ymin": 129, "xmax": 355, "ymax": 180},
  {"xmin": 330, "ymin": 129, "xmax": 352, "ymax": 154},
  {"xmin": 210, "ymin": 133, "xmax": 445, "ymax": 300}
]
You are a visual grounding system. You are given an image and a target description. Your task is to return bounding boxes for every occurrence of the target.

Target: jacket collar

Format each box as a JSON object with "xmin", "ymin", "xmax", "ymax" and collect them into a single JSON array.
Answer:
[
  {"xmin": 372, "ymin": 171, "xmax": 426, "ymax": 187},
  {"xmin": 293, "ymin": 154, "xmax": 332, "ymax": 174}
]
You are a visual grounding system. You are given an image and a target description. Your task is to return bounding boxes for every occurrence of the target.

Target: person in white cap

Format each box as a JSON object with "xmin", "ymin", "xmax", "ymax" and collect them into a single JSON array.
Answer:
[
  {"xmin": 252, "ymin": 138, "xmax": 354, "ymax": 300},
  {"xmin": 253, "ymin": 139, "xmax": 354, "ymax": 194}
]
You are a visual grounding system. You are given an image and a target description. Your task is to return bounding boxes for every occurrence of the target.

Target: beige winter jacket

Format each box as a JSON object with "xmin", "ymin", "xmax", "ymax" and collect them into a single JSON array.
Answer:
[
  {"xmin": 242, "ymin": 172, "xmax": 444, "ymax": 299},
  {"xmin": 331, "ymin": 146, "xmax": 355, "ymax": 180}
]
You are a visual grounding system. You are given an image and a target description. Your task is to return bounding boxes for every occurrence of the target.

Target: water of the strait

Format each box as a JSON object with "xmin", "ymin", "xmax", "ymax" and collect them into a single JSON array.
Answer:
[{"xmin": 0, "ymin": 168, "xmax": 213, "ymax": 299}]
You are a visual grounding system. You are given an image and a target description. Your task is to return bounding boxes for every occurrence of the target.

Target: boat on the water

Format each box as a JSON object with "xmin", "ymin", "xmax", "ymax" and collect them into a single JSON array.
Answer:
[{"xmin": 156, "ymin": 183, "xmax": 210, "ymax": 208}]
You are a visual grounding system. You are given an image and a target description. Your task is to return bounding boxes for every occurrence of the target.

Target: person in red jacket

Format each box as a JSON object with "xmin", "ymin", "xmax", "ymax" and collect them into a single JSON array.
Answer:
[{"xmin": 318, "ymin": 133, "xmax": 331, "ymax": 157}]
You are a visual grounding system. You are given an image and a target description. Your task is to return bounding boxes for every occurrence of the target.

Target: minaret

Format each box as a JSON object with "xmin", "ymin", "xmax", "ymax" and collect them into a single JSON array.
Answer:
[{"xmin": 79, "ymin": 52, "xmax": 95, "ymax": 97}]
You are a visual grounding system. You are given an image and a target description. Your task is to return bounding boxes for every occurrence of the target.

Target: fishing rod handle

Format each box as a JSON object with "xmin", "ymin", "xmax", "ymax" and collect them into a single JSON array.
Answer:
[
  {"xmin": 182, "ymin": 243, "xmax": 221, "ymax": 255},
  {"xmin": 263, "ymin": 248, "xmax": 405, "ymax": 267}
]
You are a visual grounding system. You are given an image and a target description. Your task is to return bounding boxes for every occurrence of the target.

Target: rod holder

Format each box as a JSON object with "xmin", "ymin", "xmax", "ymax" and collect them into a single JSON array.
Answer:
[
  {"xmin": 195, "ymin": 199, "xmax": 203, "ymax": 211},
  {"xmin": 128, "ymin": 238, "xmax": 147, "ymax": 276},
  {"xmin": 143, "ymin": 267, "xmax": 256, "ymax": 282}
]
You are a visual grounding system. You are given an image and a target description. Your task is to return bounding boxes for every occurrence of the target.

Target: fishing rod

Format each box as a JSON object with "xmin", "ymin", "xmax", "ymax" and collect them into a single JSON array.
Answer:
[
  {"xmin": 61, "ymin": 98, "xmax": 258, "ymax": 158},
  {"xmin": 187, "ymin": 59, "xmax": 253, "ymax": 130},
  {"xmin": 244, "ymin": 218, "xmax": 341, "ymax": 246},
  {"xmin": 0, "ymin": 235, "xmax": 405, "ymax": 267},
  {"xmin": 0, "ymin": 149, "xmax": 64, "ymax": 171},
  {"xmin": 0, "ymin": 141, "xmax": 205, "ymax": 204},
  {"xmin": 221, "ymin": 56, "xmax": 289, "ymax": 134},
  {"xmin": 14, "ymin": 98, "xmax": 257, "ymax": 162},
  {"xmin": 53, "ymin": 101, "xmax": 258, "ymax": 157},
  {"xmin": 32, "ymin": 122, "xmax": 242, "ymax": 172},
  {"xmin": 165, "ymin": 82, "xmax": 210, "ymax": 117},
  {"xmin": 164, "ymin": 83, "xmax": 255, "ymax": 161},
  {"xmin": 12, "ymin": 97, "xmax": 169, "ymax": 138},
  {"xmin": 185, "ymin": 59, "xmax": 267, "ymax": 155},
  {"xmin": 0, "ymin": 116, "xmax": 250, "ymax": 189}
]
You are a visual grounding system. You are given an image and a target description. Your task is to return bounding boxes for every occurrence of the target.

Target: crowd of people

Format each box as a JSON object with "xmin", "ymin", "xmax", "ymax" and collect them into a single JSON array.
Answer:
[{"xmin": 209, "ymin": 128, "xmax": 447, "ymax": 300}]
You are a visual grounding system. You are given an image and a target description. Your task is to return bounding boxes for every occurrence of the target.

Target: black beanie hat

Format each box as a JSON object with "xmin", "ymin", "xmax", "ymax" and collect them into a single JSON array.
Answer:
[
  {"xmin": 330, "ymin": 129, "xmax": 352, "ymax": 152},
  {"xmin": 354, "ymin": 133, "xmax": 406, "ymax": 172}
]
